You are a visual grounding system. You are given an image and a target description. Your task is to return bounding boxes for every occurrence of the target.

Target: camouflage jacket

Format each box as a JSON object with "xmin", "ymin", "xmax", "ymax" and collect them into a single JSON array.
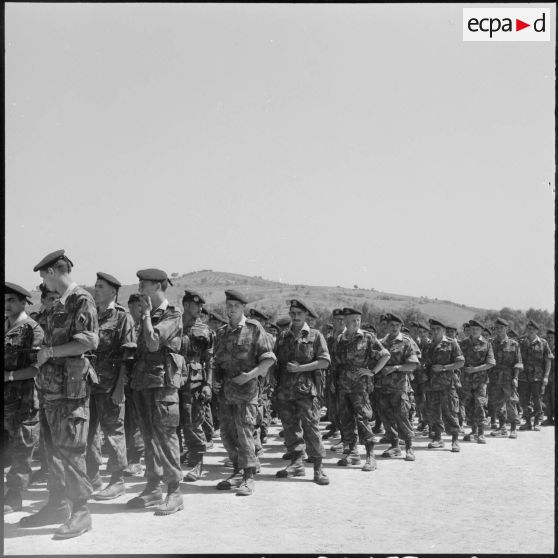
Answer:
[
  {"xmin": 459, "ymin": 336, "xmax": 495, "ymax": 388},
  {"xmin": 519, "ymin": 336, "xmax": 554, "ymax": 382},
  {"xmin": 331, "ymin": 329, "xmax": 389, "ymax": 393},
  {"xmin": 422, "ymin": 336, "xmax": 464, "ymax": 391},
  {"xmin": 35, "ymin": 284, "xmax": 99, "ymax": 402},
  {"xmin": 214, "ymin": 315, "xmax": 276, "ymax": 404},
  {"xmin": 181, "ymin": 318, "xmax": 214, "ymax": 390},
  {"xmin": 375, "ymin": 333, "xmax": 419, "ymax": 392},
  {"xmin": 274, "ymin": 323, "xmax": 329, "ymax": 401},
  {"xmin": 5, "ymin": 313, "xmax": 44, "ymax": 406},
  {"xmin": 548, "ymin": 339, "xmax": 555, "ymax": 383},
  {"xmin": 130, "ymin": 300, "xmax": 184, "ymax": 391},
  {"xmin": 93, "ymin": 302, "xmax": 136, "ymax": 393},
  {"xmin": 489, "ymin": 336, "xmax": 523, "ymax": 384}
]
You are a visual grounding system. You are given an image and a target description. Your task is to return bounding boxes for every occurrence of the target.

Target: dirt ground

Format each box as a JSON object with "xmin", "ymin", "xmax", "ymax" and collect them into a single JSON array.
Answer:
[{"xmin": 3, "ymin": 422, "xmax": 555, "ymax": 555}]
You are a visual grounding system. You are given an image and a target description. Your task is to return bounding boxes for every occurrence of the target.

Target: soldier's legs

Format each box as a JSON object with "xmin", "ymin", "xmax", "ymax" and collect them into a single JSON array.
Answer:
[
  {"xmin": 388, "ymin": 391, "xmax": 414, "ymax": 442},
  {"xmin": 211, "ymin": 396, "xmax": 220, "ymax": 432},
  {"xmin": 337, "ymin": 391, "xmax": 358, "ymax": 449},
  {"xmin": 546, "ymin": 382, "xmax": 555, "ymax": 421},
  {"xmin": 298, "ymin": 397, "xmax": 325, "ymax": 458},
  {"xmin": 179, "ymin": 389, "xmax": 206, "ymax": 455},
  {"xmin": 487, "ymin": 383, "xmax": 498, "ymax": 425},
  {"xmin": 233, "ymin": 403, "xmax": 258, "ymax": 470},
  {"xmin": 219, "ymin": 401, "xmax": 240, "ymax": 467},
  {"xmin": 440, "ymin": 389, "xmax": 460, "ymax": 435},
  {"xmin": 96, "ymin": 393, "xmax": 127, "ymax": 475},
  {"xmin": 124, "ymin": 386, "xmax": 144, "ymax": 465},
  {"xmin": 85, "ymin": 394, "xmax": 103, "ymax": 480},
  {"xmin": 279, "ymin": 399, "xmax": 306, "ymax": 454},
  {"xmin": 472, "ymin": 384, "xmax": 487, "ymax": 428},
  {"xmin": 133, "ymin": 389, "xmax": 158, "ymax": 483},
  {"xmin": 530, "ymin": 382, "xmax": 543, "ymax": 423},
  {"xmin": 462, "ymin": 389, "xmax": 476, "ymax": 431},
  {"xmin": 425, "ymin": 390, "xmax": 443, "ymax": 437},
  {"xmin": 349, "ymin": 391, "xmax": 375, "ymax": 446},
  {"xmin": 502, "ymin": 384, "xmax": 520, "ymax": 428},
  {"xmin": 518, "ymin": 381, "xmax": 532, "ymax": 422},
  {"xmin": 376, "ymin": 390, "xmax": 397, "ymax": 442}
]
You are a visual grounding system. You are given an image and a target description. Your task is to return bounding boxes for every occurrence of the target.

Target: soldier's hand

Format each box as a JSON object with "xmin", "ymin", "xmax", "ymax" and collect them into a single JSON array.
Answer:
[
  {"xmin": 286, "ymin": 361, "xmax": 300, "ymax": 373},
  {"xmin": 200, "ymin": 385, "xmax": 212, "ymax": 402},
  {"xmin": 512, "ymin": 378, "xmax": 518, "ymax": 389},
  {"xmin": 357, "ymin": 368, "xmax": 374, "ymax": 379},
  {"xmin": 37, "ymin": 347, "xmax": 53, "ymax": 367},
  {"xmin": 111, "ymin": 378, "xmax": 125, "ymax": 406},
  {"xmin": 138, "ymin": 294, "xmax": 152, "ymax": 314},
  {"xmin": 232, "ymin": 372, "xmax": 253, "ymax": 385},
  {"xmin": 541, "ymin": 381, "xmax": 547, "ymax": 395},
  {"xmin": 462, "ymin": 366, "xmax": 474, "ymax": 374}
]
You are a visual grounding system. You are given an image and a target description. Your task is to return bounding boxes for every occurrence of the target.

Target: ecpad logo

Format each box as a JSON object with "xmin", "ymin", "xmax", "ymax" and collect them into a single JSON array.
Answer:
[{"xmin": 463, "ymin": 8, "xmax": 551, "ymax": 41}]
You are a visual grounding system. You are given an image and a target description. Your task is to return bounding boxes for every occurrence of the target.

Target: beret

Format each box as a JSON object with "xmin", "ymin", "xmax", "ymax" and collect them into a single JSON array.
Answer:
[
  {"xmin": 385, "ymin": 312, "xmax": 403, "ymax": 324},
  {"xmin": 362, "ymin": 323, "xmax": 377, "ymax": 334},
  {"xmin": 445, "ymin": 324, "xmax": 458, "ymax": 331},
  {"xmin": 128, "ymin": 293, "xmax": 141, "ymax": 304},
  {"xmin": 547, "ymin": 328, "xmax": 555, "ymax": 336},
  {"xmin": 266, "ymin": 323, "xmax": 280, "ymax": 333},
  {"xmin": 468, "ymin": 319, "xmax": 484, "ymax": 329},
  {"xmin": 409, "ymin": 321, "xmax": 419, "ymax": 328},
  {"xmin": 508, "ymin": 328, "xmax": 519, "ymax": 338},
  {"xmin": 526, "ymin": 320, "xmax": 540, "ymax": 330},
  {"xmin": 276, "ymin": 316, "xmax": 292, "ymax": 328},
  {"xmin": 5, "ymin": 282, "xmax": 32, "ymax": 303},
  {"xmin": 429, "ymin": 318, "xmax": 447, "ymax": 329},
  {"xmin": 332, "ymin": 308, "xmax": 344, "ymax": 317},
  {"xmin": 96, "ymin": 272, "xmax": 121, "ymax": 289},
  {"xmin": 463, "ymin": 322, "xmax": 471, "ymax": 329},
  {"xmin": 208, "ymin": 311, "xmax": 227, "ymax": 324},
  {"xmin": 183, "ymin": 289, "xmax": 206, "ymax": 304},
  {"xmin": 494, "ymin": 318, "xmax": 509, "ymax": 327},
  {"xmin": 342, "ymin": 307, "xmax": 361, "ymax": 316},
  {"xmin": 136, "ymin": 268, "xmax": 173, "ymax": 286},
  {"xmin": 483, "ymin": 327, "xmax": 492, "ymax": 336},
  {"xmin": 401, "ymin": 326, "xmax": 410, "ymax": 333},
  {"xmin": 249, "ymin": 308, "xmax": 270, "ymax": 321},
  {"xmin": 418, "ymin": 321, "xmax": 431, "ymax": 332},
  {"xmin": 289, "ymin": 299, "xmax": 317, "ymax": 319},
  {"xmin": 379, "ymin": 314, "xmax": 389, "ymax": 322},
  {"xmin": 225, "ymin": 289, "xmax": 248, "ymax": 304},
  {"xmin": 33, "ymin": 249, "xmax": 73, "ymax": 272}
]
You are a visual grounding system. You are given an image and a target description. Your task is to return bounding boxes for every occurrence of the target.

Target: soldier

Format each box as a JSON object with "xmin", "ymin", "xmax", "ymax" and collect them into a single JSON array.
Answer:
[
  {"xmin": 445, "ymin": 324, "xmax": 466, "ymax": 433},
  {"xmin": 21, "ymin": 250, "xmax": 99, "ymax": 539},
  {"xmin": 459, "ymin": 322, "xmax": 471, "ymax": 342},
  {"xmin": 86, "ymin": 272, "xmax": 136, "ymax": 500},
  {"xmin": 274, "ymin": 299, "xmax": 330, "ymax": 485},
  {"xmin": 4, "ymin": 283, "xmax": 44, "ymax": 513},
  {"xmin": 377, "ymin": 313, "xmax": 389, "ymax": 339},
  {"xmin": 331, "ymin": 308, "xmax": 390, "ymax": 471},
  {"xmin": 126, "ymin": 269, "xmax": 185, "ymax": 515},
  {"xmin": 208, "ymin": 311, "xmax": 228, "ymax": 333},
  {"xmin": 323, "ymin": 308, "xmax": 345, "ymax": 441},
  {"xmin": 542, "ymin": 328, "xmax": 555, "ymax": 425},
  {"xmin": 518, "ymin": 320, "xmax": 554, "ymax": 431},
  {"xmin": 460, "ymin": 319, "xmax": 496, "ymax": 444},
  {"xmin": 207, "ymin": 310, "xmax": 227, "ymax": 434},
  {"xmin": 508, "ymin": 328, "xmax": 520, "ymax": 341},
  {"xmin": 411, "ymin": 321, "xmax": 431, "ymax": 435},
  {"xmin": 200, "ymin": 307, "xmax": 209, "ymax": 324},
  {"xmin": 422, "ymin": 319, "xmax": 465, "ymax": 452},
  {"xmin": 179, "ymin": 289, "xmax": 214, "ymax": 482},
  {"xmin": 213, "ymin": 290, "xmax": 275, "ymax": 496},
  {"xmin": 375, "ymin": 313, "xmax": 419, "ymax": 461},
  {"xmin": 276, "ymin": 316, "xmax": 292, "ymax": 332},
  {"xmin": 489, "ymin": 318, "xmax": 523, "ymax": 439}
]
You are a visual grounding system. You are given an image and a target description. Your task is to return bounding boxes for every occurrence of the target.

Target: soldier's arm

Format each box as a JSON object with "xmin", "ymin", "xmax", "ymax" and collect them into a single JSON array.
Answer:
[
  {"xmin": 383, "ymin": 342, "xmax": 419, "ymax": 375},
  {"xmin": 288, "ymin": 331, "xmax": 330, "ymax": 373},
  {"xmin": 542, "ymin": 342, "xmax": 552, "ymax": 384},
  {"xmin": 432, "ymin": 341, "xmax": 465, "ymax": 372},
  {"xmin": 471, "ymin": 342, "xmax": 496, "ymax": 372},
  {"xmin": 144, "ymin": 308, "xmax": 182, "ymax": 352}
]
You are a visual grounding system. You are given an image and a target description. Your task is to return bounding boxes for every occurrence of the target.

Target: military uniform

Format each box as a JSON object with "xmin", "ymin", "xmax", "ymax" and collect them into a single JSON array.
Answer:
[{"xmin": 543, "ymin": 331, "xmax": 555, "ymax": 424}]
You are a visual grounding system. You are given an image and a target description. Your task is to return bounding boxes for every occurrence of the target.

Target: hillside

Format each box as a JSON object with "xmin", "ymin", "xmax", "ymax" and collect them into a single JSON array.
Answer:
[{"xmin": 28, "ymin": 270, "xmax": 484, "ymax": 326}]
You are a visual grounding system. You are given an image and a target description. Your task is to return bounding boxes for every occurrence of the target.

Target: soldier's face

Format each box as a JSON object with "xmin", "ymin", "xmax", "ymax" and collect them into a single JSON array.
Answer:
[
  {"xmin": 128, "ymin": 301, "xmax": 142, "ymax": 321},
  {"xmin": 548, "ymin": 334, "xmax": 555, "ymax": 348},
  {"xmin": 446, "ymin": 329, "xmax": 457, "ymax": 339},
  {"xmin": 183, "ymin": 300, "xmax": 202, "ymax": 319},
  {"xmin": 471, "ymin": 326, "xmax": 483, "ymax": 339},
  {"xmin": 333, "ymin": 316, "xmax": 345, "ymax": 331},
  {"xmin": 138, "ymin": 280, "xmax": 159, "ymax": 298},
  {"xmin": 289, "ymin": 308, "xmax": 308, "ymax": 328},
  {"xmin": 431, "ymin": 325, "xmax": 445, "ymax": 338},
  {"xmin": 494, "ymin": 324, "xmax": 507, "ymax": 338},
  {"xmin": 525, "ymin": 325, "xmax": 538, "ymax": 338},
  {"xmin": 94, "ymin": 279, "xmax": 116, "ymax": 305},
  {"xmin": 345, "ymin": 315, "xmax": 360, "ymax": 332},
  {"xmin": 387, "ymin": 320, "xmax": 401, "ymax": 336},
  {"xmin": 226, "ymin": 300, "xmax": 245, "ymax": 322},
  {"xmin": 463, "ymin": 327, "xmax": 471, "ymax": 337},
  {"xmin": 39, "ymin": 268, "xmax": 57, "ymax": 292},
  {"xmin": 5, "ymin": 294, "xmax": 26, "ymax": 318}
]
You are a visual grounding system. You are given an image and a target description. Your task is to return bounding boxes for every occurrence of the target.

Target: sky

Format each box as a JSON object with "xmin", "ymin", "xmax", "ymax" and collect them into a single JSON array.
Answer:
[{"xmin": 5, "ymin": 3, "xmax": 555, "ymax": 311}]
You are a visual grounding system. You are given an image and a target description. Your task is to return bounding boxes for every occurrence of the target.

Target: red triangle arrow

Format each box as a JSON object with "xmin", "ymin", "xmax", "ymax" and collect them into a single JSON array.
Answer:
[{"xmin": 516, "ymin": 19, "xmax": 530, "ymax": 31}]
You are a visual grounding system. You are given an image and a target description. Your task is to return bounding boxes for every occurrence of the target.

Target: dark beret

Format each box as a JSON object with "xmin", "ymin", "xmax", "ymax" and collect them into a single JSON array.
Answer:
[
  {"xmin": 401, "ymin": 326, "xmax": 410, "ymax": 333},
  {"xmin": 33, "ymin": 249, "xmax": 73, "ymax": 272},
  {"xmin": 332, "ymin": 308, "xmax": 344, "ymax": 317},
  {"xmin": 128, "ymin": 293, "xmax": 141, "ymax": 304},
  {"xmin": 276, "ymin": 316, "xmax": 292, "ymax": 328},
  {"xmin": 136, "ymin": 268, "xmax": 173, "ymax": 286},
  {"xmin": 463, "ymin": 322, "xmax": 471, "ymax": 329},
  {"xmin": 526, "ymin": 320, "xmax": 540, "ymax": 330},
  {"xmin": 183, "ymin": 289, "xmax": 206, "ymax": 304},
  {"xmin": 266, "ymin": 323, "xmax": 280, "ymax": 333},
  {"xmin": 249, "ymin": 308, "xmax": 270, "ymax": 321},
  {"xmin": 385, "ymin": 312, "xmax": 403, "ymax": 324},
  {"xmin": 342, "ymin": 307, "xmax": 361, "ymax": 316},
  {"xmin": 445, "ymin": 324, "xmax": 458, "ymax": 331},
  {"xmin": 96, "ymin": 272, "xmax": 121, "ymax": 289},
  {"xmin": 409, "ymin": 321, "xmax": 419, "ymax": 328},
  {"xmin": 494, "ymin": 318, "xmax": 509, "ymax": 327},
  {"xmin": 5, "ymin": 282, "xmax": 32, "ymax": 303},
  {"xmin": 468, "ymin": 319, "xmax": 484, "ymax": 329},
  {"xmin": 209, "ymin": 311, "xmax": 227, "ymax": 324},
  {"xmin": 418, "ymin": 321, "xmax": 431, "ymax": 332},
  {"xmin": 225, "ymin": 289, "xmax": 248, "ymax": 304},
  {"xmin": 289, "ymin": 299, "xmax": 317, "ymax": 319},
  {"xmin": 362, "ymin": 323, "xmax": 377, "ymax": 334},
  {"xmin": 379, "ymin": 314, "xmax": 389, "ymax": 322},
  {"xmin": 483, "ymin": 327, "xmax": 492, "ymax": 336},
  {"xmin": 429, "ymin": 318, "xmax": 447, "ymax": 329},
  {"xmin": 547, "ymin": 328, "xmax": 555, "ymax": 336},
  {"xmin": 508, "ymin": 328, "xmax": 519, "ymax": 338}
]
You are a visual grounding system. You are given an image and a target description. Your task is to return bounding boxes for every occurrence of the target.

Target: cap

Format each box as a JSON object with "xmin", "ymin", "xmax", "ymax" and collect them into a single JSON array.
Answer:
[
  {"xmin": 128, "ymin": 293, "xmax": 141, "ymax": 304},
  {"xmin": 182, "ymin": 289, "xmax": 206, "ymax": 304},
  {"xmin": 468, "ymin": 319, "xmax": 484, "ymax": 329},
  {"xmin": 224, "ymin": 289, "xmax": 248, "ymax": 304},
  {"xmin": 494, "ymin": 318, "xmax": 509, "ymax": 327},
  {"xmin": 418, "ymin": 321, "xmax": 431, "ymax": 332},
  {"xmin": 342, "ymin": 307, "xmax": 362, "ymax": 316},
  {"xmin": 463, "ymin": 322, "xmax": 471, "ymax": 329},
  {"xmin": 508, "ymin": 328, "xmax": 519, "ymax": 338},
  {"xmin": 362, "ymin": 323, "xmax": 377, "ymax": 334},
  {"xmin": 385, "ymin": 312, "xmax": 403, "ymax": 324},
  {"xmin": 249, "ymin": 308, "xmax": 270, "ymax": 321},
  {"xmin": 208, "ymin": 311, "xmax": 227, "ymax": 325},
  {"xmin": 483, "ymin": 327, "xmax": 492, "ymax": 336},
  {"xmin": 332, "ymin": 308, "xmax": 344, "ymax": 317},
  {"xmin": 5, "ymin": 282, "xmax": 33, "ymax": 304},
  {"xmin": 445, "ymin": 324, "xmax": 458, "ymax": 332},
  {"xmin": 526, "ymin": 319, "xmax": 540, "ymax": 330},
  {"xmin": 136, "ymin": 268, "xmax": 173, "ymax": 286},
  {"xmin": 379, "ymin": 313, "xmax": 389, "ymax": 322},
  {"xmin": 276, "ymin": 316, "xmax": 292, "ymax": 328},
  {"xmin": 33, "ymin": 249, "xmax": 73, "ymax": 272},
  {"xmin": 96, "ymin": 272, "xmax": 121, "ymax": 289},
  {"xmin": 429, "ymin": 318, "xmax": 447, "ymax": 329},
  {"xmin": 289, "ymin": 299, "xmax": 317, "ymax": 319}
]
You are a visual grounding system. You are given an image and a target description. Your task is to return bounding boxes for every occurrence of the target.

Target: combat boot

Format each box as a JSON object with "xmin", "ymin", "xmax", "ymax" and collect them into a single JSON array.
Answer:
[
  {"xmin": 519, "ymin": 419, "xmax": 532, "ymax": 431},
  {"xmin": 313, "ymin": 458, "xmax": 330, "ymax": 485},
  {"xmin": 451, "ymin": 434, "xmax": 460, "ymax": 453},
  {"xmin": 362, "ymin": 443, "xmax": 378, "ymax": 470},
  {"xmin": 337, "ymin": 449, "xmax": 351, "ymax": 466},
  {"xmin": 89, "ymin": 472, "xmax": 104, "ymax": 492},
  {"xmin": 490, "ymin": 427, "xmax": 508, "ymax": 437},
  {"xmin": 20, "ymin": 496, "xmax": 71, "ymax": 527},
  {"xmin": 463, "ymin": 425, "xmax": 477, "ymax": 441},
  {"xmin": 276, "ymin": 452, "xmax": 306, "ymax": 478},
  {"xmin": 4, "ymin": 489, "xmax": 22, "ymax": 513},
  {"xmin": 477, "ymin": 424, "xmax": 486, "ymax": 444},
  {"xmin": 94, "ymin": 472, "xmax": 126, "ymax": 500},
  {"xmin": 404, "ymin": 440, "xmax": 415, "ymax": 461},
  {"xmin": 533, "ymin": 420, "xmax": 541, "ymax": 432},
  {"xmin": 154, "ymin": 483, "xmax": 183, "ymax": 515},
  {"xmin": 236, "ymin": 468, "xmax": 256, "ymax": 496},
  {"xmin": 216, "ymin": 469, "xmax": 244, "ymax": 490},
  {"xmin": 183, "ymin": 454, "xmax": 203, "ymax": 482},
  {"xmin": 126, "ymin": 480, "xmax": 164, "ymax": 508},
  {"xmin": 508, "ymin": 429, "xmax": 518, "ymax": 439},
  {"xmin": 52, "ymin": 501, "xmax": 91, "ymax": 540},
  {"xmin": 428, "ymin": 435, "xmax": 444, "ymax": 449},
  {"xmin": 382, "ymin": 443, "xmax": 402, "ymax": 458},
  {"xmin": 349, "ymin": 448, "xmax": 361, "ymax": 465}
]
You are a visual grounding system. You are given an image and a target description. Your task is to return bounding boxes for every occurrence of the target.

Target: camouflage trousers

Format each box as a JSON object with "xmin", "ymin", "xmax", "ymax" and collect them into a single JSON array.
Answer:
[
  {"xmin": 462, "ymin": 382, "xmax": 488, "ymax": 427},
  {"xmin": 411, "ymin": 379, "xmax": 427, "ymax": 423},
  {"xmin": 277, "ymin": 397, "xmax": 325, "ymax": 458},
  {"xmin": 490, "ymin": 383, "xmax": 520, "ymax": 426},
  {"xmin": 4, "ymin": 399, "xmax": 39, "ymax": 489},
  {"xmin": 219, "ymin": 400, "xmax": 258, "ymax": 469},
  {"xmin": 41, "ymin": 397, "xmax": 93, "ymax": 503},
  {"xmin": 544, "ymin": 381, "xmax": 555, "ymax": 421},
  {"xmin": 124, "ymin": 385, "xmax": 144, "ymax": 464},
  {"xmin": 487, "ymin": 382, "xmax": 500, "ymax": 423},
  {"xmin": 202, "ymin": 400, "xmax": 214, "ymax": 442},
  {"xmin": 376, "ymin": 389, "xmax": 414, "ymax": 442},
  {"xmin": 337, "ymin": 389, "xmax": 376, "ymax": 449},
  {"xmin": 326, "ymin": 376, "xmax": 339, "ymax": 429},
  {"xmin": 133, "ymin": 388, "xmax": 182, "ymax": 485},
  {"xmin": 518, "ymin": 380, "xmax": 543, "ymax": 423},
  {"xmin": 86, "ymin": 391, "xmax": 127, "ymax": 479},
  {"xmin": 424, "ymin": 389, "xmax": 460, "ymax": 435},
  {"xmin": 178, "ymin": 386, "xmax": 207, "ymax": 455}
]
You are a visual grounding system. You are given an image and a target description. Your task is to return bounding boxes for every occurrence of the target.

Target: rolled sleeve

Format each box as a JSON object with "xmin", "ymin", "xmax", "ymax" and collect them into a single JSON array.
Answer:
[
  {"xmin": 154, "ymin": 309, "xmax": 182, "ymax": 348},
  {"xmin": 73, "ymin": 330, "xmax": 99, "ymax": 350},
  {"xmin": 313, "ymin": 332, "xmax": 331, "ymax": 364},
  {"xmin": 255, "ymin": 323, "xmax": 277, "ymax": 363},
  {"xmin": 485, "ymin": 344, "xmax": 496, "ymax": 366}
]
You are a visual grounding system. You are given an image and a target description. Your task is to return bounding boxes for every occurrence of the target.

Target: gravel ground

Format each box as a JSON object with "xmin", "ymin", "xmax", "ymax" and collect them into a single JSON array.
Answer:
[{"xmin": 3, "ymin": 422, "xmax": 555, "ymax": 555}]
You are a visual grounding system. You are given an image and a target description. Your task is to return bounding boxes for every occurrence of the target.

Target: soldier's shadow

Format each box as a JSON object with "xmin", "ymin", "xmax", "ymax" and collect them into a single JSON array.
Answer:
[{"xmin": 3, "ymin": 522, "xmax": 55, "ymax": 539}]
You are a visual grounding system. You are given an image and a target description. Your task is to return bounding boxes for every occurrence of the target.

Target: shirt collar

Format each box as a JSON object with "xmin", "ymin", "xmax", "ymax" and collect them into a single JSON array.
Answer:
[
  {"xmin": 289, "ymin": 322, "xmax": 310, "ymax": 336},
  {"xmin": 5, "ymin": 311, "xmax": 29, "ymax": 334},
  {"xmin": 342, "ymin": 328, "xmax": 363, "ymax": 340},
  {"xmin": 59, "ymin": 282, "xmax": 78, "ymax": 305},
  {"xmin": 154, "ymin": 299, "xmax": 169, "ymax": 312},
  {"xmin": 383, "ymin": 332, "xmax": 404, "ymax": 343}
]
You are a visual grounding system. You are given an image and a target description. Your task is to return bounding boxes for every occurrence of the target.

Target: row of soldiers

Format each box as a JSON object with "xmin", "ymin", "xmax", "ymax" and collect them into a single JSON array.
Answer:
[{"xmin": 3, "ymin": 249, "xmax": 555, "ymax": 541}]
